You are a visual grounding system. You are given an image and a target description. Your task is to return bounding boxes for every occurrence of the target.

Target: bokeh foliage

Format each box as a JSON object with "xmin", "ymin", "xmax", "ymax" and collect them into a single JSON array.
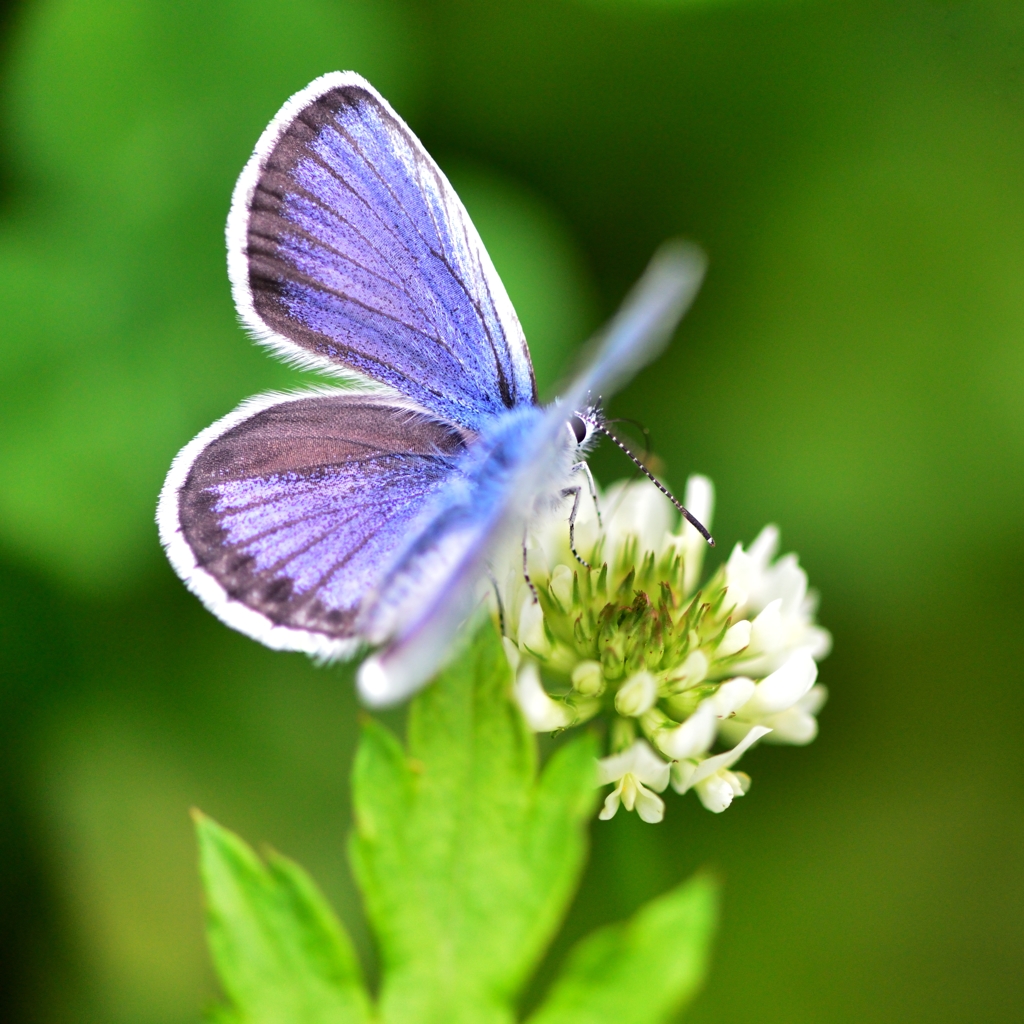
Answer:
[{"xmin": 1, "ymin": 1, "xmax": 1023, "ymax": 1022}]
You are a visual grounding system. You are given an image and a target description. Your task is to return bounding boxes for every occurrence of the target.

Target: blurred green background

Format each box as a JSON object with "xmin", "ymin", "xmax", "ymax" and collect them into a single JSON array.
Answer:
[{"xmin": 1, "ymin": 0, "xmax": 1022, "ymax": 1020}]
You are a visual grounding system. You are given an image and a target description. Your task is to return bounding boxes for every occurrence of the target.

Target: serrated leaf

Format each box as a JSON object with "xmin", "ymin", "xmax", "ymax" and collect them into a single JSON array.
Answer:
[
  {"xmin": 349, "ymin": 618, "xmax": 598, "ymax": 1024},
  {"xmin": 194, "ymin": 811, "xmax": 371, "ymax": 1024},
  {"xmin": 527, "ymin": 874, "xmax": 719, "ymax": 1024}
]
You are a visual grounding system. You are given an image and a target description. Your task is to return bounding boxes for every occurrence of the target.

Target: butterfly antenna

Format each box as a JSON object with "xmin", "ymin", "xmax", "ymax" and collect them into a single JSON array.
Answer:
[
  {"xmin": 604, "ymin": 417, "xmax": 653, "ymax": 462},
  {"xmin": 601, "ymin": 417, "xmax": 655, "ymax": 524},
  {"xmin": 593, "ymin": 421, "xmax": 715, "ymax": 547}
]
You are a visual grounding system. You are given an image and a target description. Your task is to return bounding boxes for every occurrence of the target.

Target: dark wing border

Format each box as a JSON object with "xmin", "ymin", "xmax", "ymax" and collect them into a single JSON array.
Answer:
[{"xmin": 225, "ymin": 70, "xmax": 534, "ymax": 404}]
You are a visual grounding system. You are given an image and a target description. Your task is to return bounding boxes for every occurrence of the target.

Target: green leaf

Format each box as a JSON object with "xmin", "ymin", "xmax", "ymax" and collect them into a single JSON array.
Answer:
[
  {"xmin": 194, "ymin": 811, "xmax": 371, "ymax": 1024},
  {"xmin": 349, "ymin": 618, "xmax": 599, "ymax": 1024},
  {"xmin": 527, "ymin": 874, "xmax": 719, "ymax": 1024}
]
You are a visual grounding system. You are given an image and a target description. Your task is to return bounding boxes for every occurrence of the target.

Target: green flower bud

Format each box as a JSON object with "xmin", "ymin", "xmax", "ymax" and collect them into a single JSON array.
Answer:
[
  {"xmin": 615, "ymin": 670, "xmax": 658, "ymax": 717},
  {"xmin": 571, "ymin": 659, "xmax": 605, "ymax": 696}
]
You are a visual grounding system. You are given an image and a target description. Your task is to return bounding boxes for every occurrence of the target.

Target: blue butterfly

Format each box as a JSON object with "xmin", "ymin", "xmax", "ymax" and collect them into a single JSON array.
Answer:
[{"xmin": 157, "ymin": 72, "xmax": 708, "ymax": 705}]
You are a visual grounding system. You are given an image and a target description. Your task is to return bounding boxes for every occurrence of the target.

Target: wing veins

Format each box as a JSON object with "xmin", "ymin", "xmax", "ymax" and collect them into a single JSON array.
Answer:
[
  {"xmin": 280, "ymin": 99, "xmax": 518, "ymax": 406},
  {"xmin": 211, "ymin": 458, "xmax": 446, "ymax": 522},
  {"xmin": 405, "ymin": 151, "xmax": 516, "ymax": 407},
  {"xmin": 326, "ymin": 119, "xmax": 496, "ymax": 388},
  {"xmin": 261, "ymin": 145, "xmax": 433, "ymax": 289}
]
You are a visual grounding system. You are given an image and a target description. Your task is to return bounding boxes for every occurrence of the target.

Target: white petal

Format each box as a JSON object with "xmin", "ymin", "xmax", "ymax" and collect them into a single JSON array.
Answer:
[
  {"xmin": 615, "ymin": 670, "xmax": 658, "ymax": 717},
  {"xmin": 804, "ymin": 625, "xmax": 833, "ymax": 660},
  {"xmin": 685, "ymin": 725, "xmax": 772, "ymax": 790},
  {"xmin": 680, "ymin": 475, "xmax": 715, "ymax": 594},
  {"xmin": 798, "ymin": 683, "xmax": 828, "ymax": 715},
  {"xmin": 596, "ymin": 747, "xmax": 634, "ymax": 785},
  {"xmin": 749, "ymin": 598, "xmax": 785, "ymax": 653},
  {"xmin": 762, "ymin": 707, "xmax": 818, "ymax": 745},
  {"xmin": 514, "ymin": 662, "xmax": 572, "ymax": 732},
  {"xmin": 781, "ymin": 561, "xmax": 808, "ymax": 613},
  {"xmin": 726, "ymin": 769, "xmax": 751, "ymax": 795},
  {"xmin": 670, "ymin": 758, "xmax": 697, "ymax": 794},
  {"xmin": 695, "ymin": 772, "xmax": 737, "ymax": 813},
  {"xmin": 675, "ymin": 649, "xmax": 708, "ymax": 687},
  {"xmin": 743, "ymin": 648, "xmax": 817, "ymax": 716},
  {"xmin": 748, "ymin": 524, "xmax": 780, "ymax": 571},
  {"xmin": 501, "ymin": 566, "xmax": 525, "ymax": 627},
  {"xmin": 517, "ymin": 597, "xmax": 551, "ymax": 657},
  {"xmin": 629, "ymin": 740, "xmax": 672, "ymax": 790},
  {"xmin": 657, "ymin": 701, "xmax": 716, "ymax": 760},
  {"xmin": 633, "ymin": 484, "xmax": 675, "ymax": 551},
  {"xmin": 755, "ymin": 685, "xmax": 826, "ymax": 745},
  {"xmin": 717, "ymin": 619, "xmax": 751, "ymax": 659},
  {"xmin": 760, "ymin": 553, "xmax": 807, "ymax": 615},
  {"xmin": 710, "ymin": 677, "xmax": 756, "ymax": 717},
  {"xmin": 599, "ymin": 783, "xmax": 623, "ymax": 820},
  {"xmin": 619, "ymin": 774, "xmax": 639, "ymax": 811},
  {"xmin": 603, "ymin": 480, "xmax": 674, "ymax": 556},
  {"xmin": 549, "ymin": 564, "xmax": 574, "ymax": 611},
  {"xmin": 724, "ymin": 543, "xmax": 754, "ymax": 612},
  {"xmin": 597, "ymin": 740, "xmax": 670, "ymax": 790},
  {"xmin": 634, "ymin": 782, "xmax": 666, "ymax": 823},
  {"xmin": 684, "ymin": 474, "xmax": 715, "ymax": 530},
  {"xmin": 694, "ymin": 769, "xmax": 750, "ymax": 812}
]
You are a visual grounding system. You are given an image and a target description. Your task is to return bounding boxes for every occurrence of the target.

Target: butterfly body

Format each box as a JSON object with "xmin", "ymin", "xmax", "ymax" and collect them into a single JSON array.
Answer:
[
  {"xmin": 356, "ymin": 402, "xmax": 579, "ymax": 646},
  {"xmin": 158, "ymin": 72, "xmax": 705, "ymax": 704}
]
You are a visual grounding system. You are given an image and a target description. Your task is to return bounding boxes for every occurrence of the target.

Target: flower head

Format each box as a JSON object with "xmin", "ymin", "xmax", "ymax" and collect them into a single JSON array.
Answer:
[{"xmin": 497, "ymin": 474, "xmax": 830, "ymax": 823}]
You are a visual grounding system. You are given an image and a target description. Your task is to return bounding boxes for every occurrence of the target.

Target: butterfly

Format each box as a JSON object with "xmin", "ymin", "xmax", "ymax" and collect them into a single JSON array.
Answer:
[{"xmin": 157, "ymin": 72, "xmax": 708, "ymax": 706}]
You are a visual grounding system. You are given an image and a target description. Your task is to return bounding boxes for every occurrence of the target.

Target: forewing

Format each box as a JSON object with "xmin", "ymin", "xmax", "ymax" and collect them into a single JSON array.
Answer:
[
  {"xmin": 228, "ymin": 71, "xmax": 536, "ymax": 431},
  {"xmin": 560, "ymin": 241, "xmax": 706, "ymax": 412},
  {"xmin": 157, "ymin": 391, "xmax": 467, "ymax": 658}
]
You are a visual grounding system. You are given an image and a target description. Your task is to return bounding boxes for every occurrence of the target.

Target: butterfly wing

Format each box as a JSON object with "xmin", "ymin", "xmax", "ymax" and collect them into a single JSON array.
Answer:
[
  {"xmin": 355, "ymin": 243, "xmax": 708, "ymax": 703},
  {"xmin": 165, "ymin": 66, "xmax": 706, "ymax": 700},
  {"xmin": 560, "ymin": 241, "xmax": 706, "ymax": 412},
  {"xmin": 228, "ymin": 71, "xmax": 536, "ymax": 431},
  {"xmin": 157, "ymin": 391, "xmax": 469, "ymax": 659},
  {"xmin": 357, "ymin": 404, "xmax": 575, "ymax": 705}
]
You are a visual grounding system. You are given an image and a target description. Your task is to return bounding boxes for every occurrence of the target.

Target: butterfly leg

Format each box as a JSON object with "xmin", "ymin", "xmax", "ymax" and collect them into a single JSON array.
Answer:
[
  {"xmin": 522, "ymin": 529, "xmax": 539, "ymax": 603},
  {"xmin": 486, "ymin": 569, "xmax": 506, "ymax": 635},
  {"xmin": 571, "ymin": 460, "xmax": 602, "ymax": 526},
  {"xmin": 560, "ymin": 485, "xmax": 593, "ymax": 571}
]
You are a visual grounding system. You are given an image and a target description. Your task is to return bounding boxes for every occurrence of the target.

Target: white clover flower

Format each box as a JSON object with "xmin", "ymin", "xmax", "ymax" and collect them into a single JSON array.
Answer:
[
  {"xmin": 597, "ymin": 740, "xmax": 671, "ymax": 823},
  {"xmin": 494, "ymin": 474, "xmax": 831, "ymax": 823},
  {"xmin": 513, "ymin": 660, "xmax": 574, "ymax": 732},
  {"xmin": 716, "ymin": 648, "xmax": 829, "ymax": 747},
  {"xmin": 671, "ymin": 725, "xmax": 771, "ymax": 812},
  {"xmin": 721, "ymin": 526, "xmax": 832, "ymax": 677},
  {"xmin": 655, "ymin": 677, "xmax": 755, "ymax": 760},
  {"xmin": 719, "ymin": 681, "xmax": 828, "ymax": 747}
]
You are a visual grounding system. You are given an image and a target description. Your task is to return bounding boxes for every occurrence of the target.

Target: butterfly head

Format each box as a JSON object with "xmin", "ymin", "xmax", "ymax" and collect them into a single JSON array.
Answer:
[{"xmin": 567, "ymin": 405, "xmax": 602, "ymax": 450}]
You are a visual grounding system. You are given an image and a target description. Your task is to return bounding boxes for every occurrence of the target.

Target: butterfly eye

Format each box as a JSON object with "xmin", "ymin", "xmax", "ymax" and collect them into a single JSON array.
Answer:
[{"xmin": 568, "ymin": 415, "xmax": 588, "ymax": 445}]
